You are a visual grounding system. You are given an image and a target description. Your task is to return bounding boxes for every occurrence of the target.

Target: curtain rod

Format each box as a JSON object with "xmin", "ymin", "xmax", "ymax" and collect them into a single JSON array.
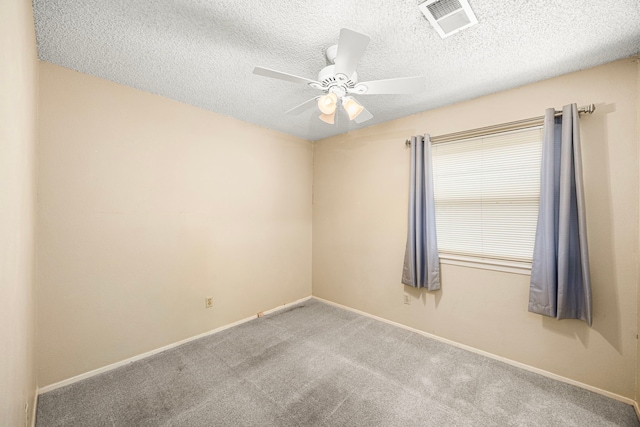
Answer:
[{"xmin": 405, "ymin": 104, "xmax": 596, "ymax": 146}]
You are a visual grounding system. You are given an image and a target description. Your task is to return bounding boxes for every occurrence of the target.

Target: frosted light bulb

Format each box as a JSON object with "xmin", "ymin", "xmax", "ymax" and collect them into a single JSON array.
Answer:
[
  {"xmin": 317, "ymin": 93, "xmax": 338, "ymax": 114},
  {"xmin": 343, "ymin": 97, "xmax": 364, "ymax": 121},
  {"xmin": 319, "ymin": 111, "xmax": 335, "ymax": 124}
]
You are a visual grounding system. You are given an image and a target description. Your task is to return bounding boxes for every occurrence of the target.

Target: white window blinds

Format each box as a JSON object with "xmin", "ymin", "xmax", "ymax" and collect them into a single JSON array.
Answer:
[{"xmin": 431, "ymin": 127, "xmax": 543, "ymax": 263}]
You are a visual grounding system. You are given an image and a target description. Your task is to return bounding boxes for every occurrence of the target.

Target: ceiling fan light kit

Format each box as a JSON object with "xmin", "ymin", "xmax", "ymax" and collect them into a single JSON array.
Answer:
[
  {"xmin": 253, "ymin": 28, "xmax": 426, "ymax": 126},
  {"xmin": 319, "ymin": 112, "xmax": 335, "ymax": 125},
  {"xmin": 343, "ymin": 97, "xmax": 364, "ymax": 121},
  {"xmin": 317, "ymin": 92, "xmax": 338, "ymax": 115}
]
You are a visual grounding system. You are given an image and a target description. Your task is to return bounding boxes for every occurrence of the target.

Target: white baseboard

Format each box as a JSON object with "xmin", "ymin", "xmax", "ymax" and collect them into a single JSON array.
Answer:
[
  {"xmin": 634, "ymin": 401, "xmax": 640, "ymax": 422},
  {"xmin": 313, "ymin": 296, "xmax": 636, "ymax": 408},
  {"xmin": 38, "ymin": 295, "xmax": 312, "ymax": 394},
  {"xmin": 30, "ymin": 389, "xmax": 38, "ymax": 427}
]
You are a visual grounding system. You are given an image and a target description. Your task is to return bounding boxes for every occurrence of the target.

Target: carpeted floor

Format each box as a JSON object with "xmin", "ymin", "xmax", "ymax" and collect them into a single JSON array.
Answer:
[{"xmin": 37, "ymin": 298, "xmax": 639, "ymax": 426}]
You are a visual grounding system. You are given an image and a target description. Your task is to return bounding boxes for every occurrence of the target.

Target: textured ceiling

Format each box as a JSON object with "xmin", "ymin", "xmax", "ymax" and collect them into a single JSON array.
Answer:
[{"xmin": 33, "ymin": 0, "xmax": 640, "ymax": 141}]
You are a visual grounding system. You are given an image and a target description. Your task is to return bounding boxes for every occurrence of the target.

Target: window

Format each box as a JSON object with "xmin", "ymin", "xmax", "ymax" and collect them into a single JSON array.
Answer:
[{"xmin": 431, "ymin": 127, "xmax": 543, "ymax": 271}]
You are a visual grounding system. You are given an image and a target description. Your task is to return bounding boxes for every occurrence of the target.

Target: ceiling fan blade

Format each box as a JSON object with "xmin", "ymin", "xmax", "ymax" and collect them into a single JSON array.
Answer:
[
  {"xmin": 334, "ymin": 28, "xmax": 370, "ymax": 78},
  {"xmin": 354, "ymin": 107, "xmax": 373, "ymax": 124},
  {"xmin": 253, "ymin": 66, "xmax": 320, "ymax": 86},
  {"xmin": 352, "ymin": 76, "xmax": 426, "ymax": 95},
  {"xmin": 286, "ymin": 97, "xmax": 320, "ymax": 115}
]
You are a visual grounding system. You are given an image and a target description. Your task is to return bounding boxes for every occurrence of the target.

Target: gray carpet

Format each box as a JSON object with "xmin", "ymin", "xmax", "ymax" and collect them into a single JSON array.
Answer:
[{"xmin": 37, "ymin": 298, "xmax": 639, "ymax": 426}]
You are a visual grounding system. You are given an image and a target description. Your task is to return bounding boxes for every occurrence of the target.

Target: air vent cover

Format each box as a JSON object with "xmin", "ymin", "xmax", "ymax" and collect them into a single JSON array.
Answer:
[{"xmin": 419, "ymin": 0, "xmax": 478, "ymax": 38}]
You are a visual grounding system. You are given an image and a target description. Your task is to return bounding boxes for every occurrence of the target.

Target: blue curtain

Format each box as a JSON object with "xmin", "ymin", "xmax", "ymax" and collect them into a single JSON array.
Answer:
[
  {"xmin": 402, "ymin": 135, "xmax": 440, "ymax": 290},
  {"xmin": 528, "ymin": 104, "xmax": 592, "ymax": 325}
]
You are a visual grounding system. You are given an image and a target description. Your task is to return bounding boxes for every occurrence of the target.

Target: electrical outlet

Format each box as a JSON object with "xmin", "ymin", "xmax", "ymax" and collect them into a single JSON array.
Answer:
[
  {"xmin": 404, "ymin": 294, "xmax": 410, "ymax": 305},
  {"xmin": 205, "ymin": 297, "xmax": 213, "ymax": 308}
]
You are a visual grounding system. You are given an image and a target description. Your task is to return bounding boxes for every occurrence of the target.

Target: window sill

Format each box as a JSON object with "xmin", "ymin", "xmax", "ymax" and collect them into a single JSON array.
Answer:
[{"xmin": 439, "ymin": 254, "xmax": 531, "ymax": 276}]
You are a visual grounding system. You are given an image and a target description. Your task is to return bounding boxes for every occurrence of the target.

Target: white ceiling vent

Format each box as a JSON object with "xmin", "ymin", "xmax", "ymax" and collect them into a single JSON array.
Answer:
[{"xmin": 419, "ymin": 0, "xmax": 478, "ymax": 39}]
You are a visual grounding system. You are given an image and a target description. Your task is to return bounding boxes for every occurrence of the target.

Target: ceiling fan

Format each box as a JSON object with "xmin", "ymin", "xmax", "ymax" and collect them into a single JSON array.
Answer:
[{"xmin": 253, "ymin": 28, "xmax": 426, "ymax": 125}]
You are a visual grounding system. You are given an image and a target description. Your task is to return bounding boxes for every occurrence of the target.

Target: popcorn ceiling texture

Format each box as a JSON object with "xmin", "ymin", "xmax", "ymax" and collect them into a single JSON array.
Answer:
[{"xmin": 33, "ymin": 0, "xmax": 640, "ymax": 141}]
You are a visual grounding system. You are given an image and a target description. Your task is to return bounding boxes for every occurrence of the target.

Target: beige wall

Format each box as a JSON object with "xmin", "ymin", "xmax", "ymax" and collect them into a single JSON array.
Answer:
[
  {"xmin": 0, "ymin": 0, "xmax": 38, "ymax": 424},
  {"xmin": 29, "ymin": 53, "xmax": 640, "ymax": 404},
  {"xmin": 636, "ymin": 56, "xmax": 640, "ymax": 406},
  {"xmin": 313, "ymin": 58, "xmax": 639, "ymax": 399},
  {"xmin": 37, "ymin": 62, "xmax": 313, "ymax": 387}
]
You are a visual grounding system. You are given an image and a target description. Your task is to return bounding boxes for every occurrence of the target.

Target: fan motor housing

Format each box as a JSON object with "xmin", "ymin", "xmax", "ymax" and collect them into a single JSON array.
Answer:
[{"xmin": 318, "ymin": 65, "xmax": 358, "ymax": 89}]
